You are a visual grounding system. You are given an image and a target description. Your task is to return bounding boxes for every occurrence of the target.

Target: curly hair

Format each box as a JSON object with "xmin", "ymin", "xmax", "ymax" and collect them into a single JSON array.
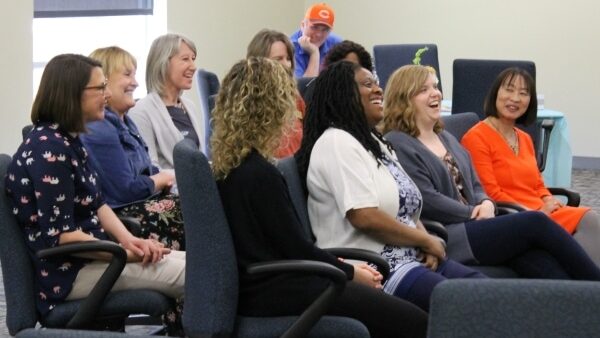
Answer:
[
  {"xmin": 382, "ymin": 65, "xmax": 443, "ymax": 137},
  {"xmin": 211, "ymin": 57, "xmax": 297, "ymax": 179},
  {"xmin": 323, "ymin": 40, "xmax": 373, "ymax": 72},
  {"xmin": 296, "ymin": 61, "xmax": 390, "ymax": 184}
]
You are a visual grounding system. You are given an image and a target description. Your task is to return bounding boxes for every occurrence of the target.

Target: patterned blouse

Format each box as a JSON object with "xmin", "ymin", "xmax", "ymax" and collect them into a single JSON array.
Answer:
[
  {"xmin": 380, "ymin": 154, "xmax": 424, "ymax": 294},
  {"xmin": 5, "ymin": 123, "xmax": 107, "ymax": 316}
]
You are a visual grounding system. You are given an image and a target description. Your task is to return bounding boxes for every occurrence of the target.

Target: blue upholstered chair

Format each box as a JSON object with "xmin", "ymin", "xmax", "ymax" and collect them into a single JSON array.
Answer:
[
  {"xmin": 373, "ymin": 44, "xmax": 442, "ymax": 91},
  {"xmin": 173, "ymin": 139, "xmax": 370, "ymax": 338},
  {"xmin": 450, "ymin": 58, "xmax": 556, "ymax": 172},
  {"xmin": 195, "ymin": 69, "xmax": 220, "ymax": 159},
  {"xmin": 428, "ymin": 279, "xmax": 600, "ymax": 338},
  {"xmin": 0, "ymin": 154, "xmax": 172, "ymax": 336}
]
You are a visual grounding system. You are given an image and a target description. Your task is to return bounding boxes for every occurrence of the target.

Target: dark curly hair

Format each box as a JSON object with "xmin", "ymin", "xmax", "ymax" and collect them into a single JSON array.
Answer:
[
  {"xmin": 323, "ymin": 40, "xmax": 373, "ymax": 72},
  {"xmin": 296, "ymin": 61, "xmax": 390, "ymax": 186}
]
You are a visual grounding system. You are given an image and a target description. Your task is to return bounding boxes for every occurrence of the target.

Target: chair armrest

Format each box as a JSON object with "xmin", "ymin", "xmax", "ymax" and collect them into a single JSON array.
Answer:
[
  {"xmin": 118, "ymin": 216, "xmax": 142, "ymax": 237},
  {"xmin": 496, "ymin": 202, "xmax": 525, "ymax": 214},
  {"xmin": 325, "ymin": 247, "xmax": 390, "ymax": 282},
  {"xmin": 38, "ymin": 240, "xmax": 127, "ymax": 329},
  {"xmin": 421, "ymin": 219, "xmax": 448, "ymax": 242},
  {"xmin": 247, "ymin": 260, "xmax": 346, "ymax": 338},
  {"xmin": 548, "ymin": 187, "xmax": 581, "ymax": 207}
]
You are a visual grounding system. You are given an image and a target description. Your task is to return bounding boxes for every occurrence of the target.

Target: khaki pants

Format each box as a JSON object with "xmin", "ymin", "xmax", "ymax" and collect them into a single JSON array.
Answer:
[{"xmin": 66, "ymin": 250, "xmax": 185, "ymax": 300}]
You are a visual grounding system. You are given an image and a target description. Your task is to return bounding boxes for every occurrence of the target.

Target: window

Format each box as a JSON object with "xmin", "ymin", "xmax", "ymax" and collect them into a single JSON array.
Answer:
[{"xmin": 33, "ymin": 0, "xmax": 167, "ymax": 98}]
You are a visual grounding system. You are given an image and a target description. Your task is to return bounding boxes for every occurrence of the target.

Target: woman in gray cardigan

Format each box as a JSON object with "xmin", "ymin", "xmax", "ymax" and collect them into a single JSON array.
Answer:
[
  {"xmin": 129, "ymin": 33, "xmax": 203, "ymax": 170},
  {"xmin": 381, "ymin": 65, "xmax": 600, "ymax": 280}
]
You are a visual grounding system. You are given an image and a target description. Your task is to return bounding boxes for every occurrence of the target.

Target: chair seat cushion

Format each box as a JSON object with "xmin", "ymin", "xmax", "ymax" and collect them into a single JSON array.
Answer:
[
  {"xmin": 42, "ymin": 290, "xmax": 171, "ymax": 328},
  {"xmin": 235, "ymin": 315, "xmax": 370, "ymax": 338}
]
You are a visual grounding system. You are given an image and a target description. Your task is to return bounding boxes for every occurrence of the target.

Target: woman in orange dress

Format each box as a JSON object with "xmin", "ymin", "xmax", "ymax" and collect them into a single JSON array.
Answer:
[{"xmin": 462, "ymin": 67, "xmax": 600, "ymax": 265}]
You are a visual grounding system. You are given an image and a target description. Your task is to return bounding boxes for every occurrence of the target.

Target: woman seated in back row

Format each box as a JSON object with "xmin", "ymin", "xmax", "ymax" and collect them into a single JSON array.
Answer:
[
  {"xmin": 246, "ymin": 29, "xmax": 305, "ymax": 157},
  {"xmin": 5, "ymin": 54, "xmax": 185, "ymax": 334},
  {"xmin": 381, "ymin": 64, "xmax": 600, "ymax": 280},
  {"xmin": 212, "ymin": 57, "xmax": 427, "ymax": 338},
  {"xmin": 81, "ymin": 46, "xmax": 184, "ymax": 250},
  {"xmin": 461, "ymin": 67, "xmax": 600, "ymax": 265}
]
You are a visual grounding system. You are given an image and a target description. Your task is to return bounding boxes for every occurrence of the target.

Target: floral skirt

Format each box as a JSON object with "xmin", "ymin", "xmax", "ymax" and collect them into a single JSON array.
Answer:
[
  {"xmin": 116, "ymin": 193, "xmax": 185, "ymax": 251},
  {"xmin": 116, "ymin": 193, "xmax": 185, "ymax": 335}
]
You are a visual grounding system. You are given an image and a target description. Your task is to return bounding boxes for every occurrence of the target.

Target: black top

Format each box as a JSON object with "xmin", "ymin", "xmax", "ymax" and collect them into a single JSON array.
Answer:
[
  {"xmin": 217, "ymin": 150, "xmax": 354, "ymax": 316},
  {"xmin": 166, "ymin": 105, "xmax": 200, "ymax": 148}
]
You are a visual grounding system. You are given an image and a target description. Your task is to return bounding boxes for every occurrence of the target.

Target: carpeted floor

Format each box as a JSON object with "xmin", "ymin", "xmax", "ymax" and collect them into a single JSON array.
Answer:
[{"xmin": 1, "ymin": 169, "xmax": 599, "ymax": 337}]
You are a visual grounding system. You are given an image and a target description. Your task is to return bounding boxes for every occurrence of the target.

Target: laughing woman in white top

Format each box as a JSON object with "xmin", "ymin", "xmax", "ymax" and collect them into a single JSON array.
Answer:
[
  {"xmin": 129, "ymin": 33, "xmax": 202, "ymax": 170},
  {"xmin": 296, "ymin": 61, "xmax": 486, "ymax": 312}
]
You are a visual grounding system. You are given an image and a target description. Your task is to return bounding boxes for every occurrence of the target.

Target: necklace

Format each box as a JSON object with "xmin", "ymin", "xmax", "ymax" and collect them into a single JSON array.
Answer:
[{"xmin": 487, "ymin": 118, "xmax": 519, "ymax": 154}]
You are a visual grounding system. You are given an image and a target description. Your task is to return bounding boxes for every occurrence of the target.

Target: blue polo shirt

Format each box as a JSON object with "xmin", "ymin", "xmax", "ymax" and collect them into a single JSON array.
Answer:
[{"xmin": 290, "ymin": 29, "xmax": 342, "ymax": 78}]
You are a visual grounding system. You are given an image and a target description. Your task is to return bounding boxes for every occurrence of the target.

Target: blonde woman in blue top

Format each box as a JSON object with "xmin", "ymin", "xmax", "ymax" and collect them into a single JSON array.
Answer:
[{"xmin": 82, "ymin": 46, "xmax": 184, "ymax": 251}]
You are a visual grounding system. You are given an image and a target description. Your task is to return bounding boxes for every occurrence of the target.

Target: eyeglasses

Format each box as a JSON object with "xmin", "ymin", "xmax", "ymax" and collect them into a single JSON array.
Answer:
[{"xmin": 84, "ymin": 81, "xmax": 108, "ymax": 94}]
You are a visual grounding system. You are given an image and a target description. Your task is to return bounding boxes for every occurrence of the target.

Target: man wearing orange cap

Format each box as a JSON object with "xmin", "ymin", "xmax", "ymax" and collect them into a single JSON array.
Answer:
[{"xmin": 290, "ymin": 3, "xmax": 342, "ymax": 78}]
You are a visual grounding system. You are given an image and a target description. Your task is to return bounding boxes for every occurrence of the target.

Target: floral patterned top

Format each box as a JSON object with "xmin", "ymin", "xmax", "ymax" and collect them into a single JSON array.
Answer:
[
  {"xmin": 380, "ymin": 154, "xmax": 424, "ymax": 294},
  {"xmin": 5, "ymin": 123, "xmax": 107, "ymax": 316}
]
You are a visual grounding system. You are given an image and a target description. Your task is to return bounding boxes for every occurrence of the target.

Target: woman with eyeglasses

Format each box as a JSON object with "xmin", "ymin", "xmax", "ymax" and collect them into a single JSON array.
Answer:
[
  {"xmin": 81, "ymin": 46, "xmax": 185, "ymax": 251},
  {"xmin": 129, "ymin": 33, "xmax": 202, "ymax": 170},
  {"xmin": 4, "ymin": 54, "xmax": 185, "ymax": 334}
]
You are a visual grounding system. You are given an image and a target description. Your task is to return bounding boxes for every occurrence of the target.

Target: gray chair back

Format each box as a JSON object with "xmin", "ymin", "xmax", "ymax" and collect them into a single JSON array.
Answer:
[
  {"xmin": 373, "ymin": 44, "xmax": 441, "ymax": 91},
  {"xmin": 0, "ymin": 154, "xmax": 39, "ymax": 335},
  {"xmin": 173, "ymin": 139, "xmax": 238, "ymax": 337},
  {"xmin": 441, "ymin": 112, "xmax": 480, "ymax": 142},
  {"xmin": 276, "ymin": 156, "xmax": 313, "ymax": 241},
  {"xmin": 428, "ymin": 279, "xmax": 600, "ymax": 338},
  {"xmin": 195, "ymin": 69, "xmax": 220, "ymax": 159}
]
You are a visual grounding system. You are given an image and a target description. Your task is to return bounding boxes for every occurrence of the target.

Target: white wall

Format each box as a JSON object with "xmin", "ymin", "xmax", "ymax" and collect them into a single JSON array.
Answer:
[
  {"xmin": 0, "ymin": 0, "xmax": 32, "ymax": 155},
  {"xmin": 310, "ymin": 0, "xmax": 600, "ymax": 158},
  {"xmin": 1, "ymin": 1, "xmax": 598, "ymax": 158}
]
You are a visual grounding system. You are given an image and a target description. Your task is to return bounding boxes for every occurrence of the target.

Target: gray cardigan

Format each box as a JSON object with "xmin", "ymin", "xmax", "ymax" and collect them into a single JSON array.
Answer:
[
  {"xmin": 385, "ymin": 130, "xmax": 491, "ymax": 263},
  {"xmin": 129, "ymin": 92, "xmax": 202, "ymax": 170}
]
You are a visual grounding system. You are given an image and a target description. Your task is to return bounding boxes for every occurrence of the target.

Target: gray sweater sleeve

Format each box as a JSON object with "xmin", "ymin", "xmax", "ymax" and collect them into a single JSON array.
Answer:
[{"xmin": 386, "ymin": 131, "xmax": 475, "ymax": 224}]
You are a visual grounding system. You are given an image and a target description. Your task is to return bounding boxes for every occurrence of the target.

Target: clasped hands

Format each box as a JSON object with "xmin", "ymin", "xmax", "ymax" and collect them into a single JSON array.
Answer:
[{"xmin": 121, "ymin": 236, "xmax": 171, "ymax": 264}]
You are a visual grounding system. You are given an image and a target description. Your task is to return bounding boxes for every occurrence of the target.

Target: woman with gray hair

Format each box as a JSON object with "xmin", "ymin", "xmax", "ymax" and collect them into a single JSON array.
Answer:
[{"xmin": 129, "ymin": 33, "xmax": 202, "ymax": 170}]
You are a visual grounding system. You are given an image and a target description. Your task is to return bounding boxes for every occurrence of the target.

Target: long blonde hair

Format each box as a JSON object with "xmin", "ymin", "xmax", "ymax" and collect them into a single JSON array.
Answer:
[
  {"xmin": 382, "ymin": 65, "xmax": 443, "ymax": 136},
  {"xmin": 211, "ymin": 57, "xmax": 297, "ymax": 179}
]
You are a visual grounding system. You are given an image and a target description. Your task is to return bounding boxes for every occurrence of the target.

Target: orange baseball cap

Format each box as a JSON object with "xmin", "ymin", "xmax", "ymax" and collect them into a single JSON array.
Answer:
[{"xmin": 305, "ymin": 3, "xmax": 335, "ymax": 28}]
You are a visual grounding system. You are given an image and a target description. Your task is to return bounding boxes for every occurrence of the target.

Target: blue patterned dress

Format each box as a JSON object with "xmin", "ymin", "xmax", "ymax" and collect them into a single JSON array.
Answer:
[
  {"xmin": 379, "ymin": 154, "xmax": 425, "ymax": 294},
  {"xmin": 5, "ymin": 123, "xmax": 107, "ymax": 315}
]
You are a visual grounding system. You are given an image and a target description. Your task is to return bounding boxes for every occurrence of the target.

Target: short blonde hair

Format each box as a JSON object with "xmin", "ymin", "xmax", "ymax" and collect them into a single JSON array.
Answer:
[
  {"xmin": 382, "ymin": 65, "xmax": 443, "ymax": 137},
  {"xmin": 89, "ymin": 46, "xmax": 137, "ymax": 79},
  {"xmin": 146, "ymin": 33, "xmax": 197, "ymax": 97},
  {"xmin": 211, "ymin": 57, "xmax": 297, "ymax": 179}
]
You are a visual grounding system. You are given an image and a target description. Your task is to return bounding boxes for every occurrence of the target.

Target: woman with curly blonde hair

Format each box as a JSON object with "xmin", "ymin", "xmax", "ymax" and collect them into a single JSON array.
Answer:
[{"xmin": 213, "ymin": 57, "xmax": 427, "ymax": 338}]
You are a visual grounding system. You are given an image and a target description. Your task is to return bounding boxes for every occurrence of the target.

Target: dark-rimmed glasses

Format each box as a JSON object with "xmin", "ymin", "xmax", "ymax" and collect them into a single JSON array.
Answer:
[{"xmin": 84, "ymin": 81, "xmax": 108, "ymax": 94}]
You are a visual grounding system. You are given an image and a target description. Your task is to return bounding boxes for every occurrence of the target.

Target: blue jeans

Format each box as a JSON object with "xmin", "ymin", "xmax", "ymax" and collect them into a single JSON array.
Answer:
[{"xmin": 393, "ymin": 259, "xmax": 486, "ymax": 312}]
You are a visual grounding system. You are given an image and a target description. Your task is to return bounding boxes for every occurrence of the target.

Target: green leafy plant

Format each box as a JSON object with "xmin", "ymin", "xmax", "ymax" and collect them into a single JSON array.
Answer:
[{"xmin": 412, "ymin": 46, "xmax": 429, "ymax": 65}]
